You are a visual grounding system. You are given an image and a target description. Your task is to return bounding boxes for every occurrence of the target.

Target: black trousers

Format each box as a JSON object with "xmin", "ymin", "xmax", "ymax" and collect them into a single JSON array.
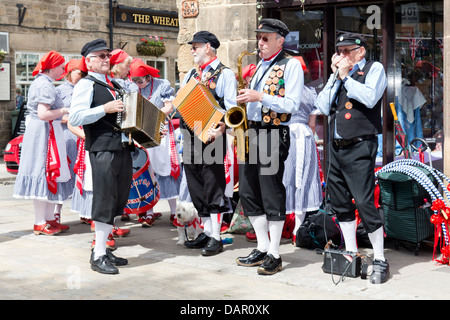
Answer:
[
  {"xmin": 326, "ymin": 137, "xmax": 383, "ymax": 233},
  {"xmin": 183, "ymin": 134, "xmax": 228, "ymax": 217},
  {"xmin": 90, "ymin": 148, "xmax": 133, "ymax": 225},
  {"xmin": 239, "ymin": 125, "xmax": 290, "ymax": 222}
]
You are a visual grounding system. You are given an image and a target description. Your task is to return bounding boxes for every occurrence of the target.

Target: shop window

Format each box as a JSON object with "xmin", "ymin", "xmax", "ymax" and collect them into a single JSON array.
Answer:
[{"xmin": 394, "ymin": 2, "xmax": 443, "ymax": 161}]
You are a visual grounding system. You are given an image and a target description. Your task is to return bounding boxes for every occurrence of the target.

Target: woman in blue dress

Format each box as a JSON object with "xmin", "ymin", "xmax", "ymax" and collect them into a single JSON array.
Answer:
[
  {"xmin": 13, "ymin": 51, "xmax": 72, "ymax": 235},
  {"xmin": 55, "ymin": 59, "xmax": 87, "ymax": 225}
]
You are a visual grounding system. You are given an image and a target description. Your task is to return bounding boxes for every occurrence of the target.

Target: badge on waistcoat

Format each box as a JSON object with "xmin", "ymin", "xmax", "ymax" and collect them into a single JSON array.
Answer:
[{"xmin": 260, "ymin": 59, "xmax": 291, "ymax": 126}]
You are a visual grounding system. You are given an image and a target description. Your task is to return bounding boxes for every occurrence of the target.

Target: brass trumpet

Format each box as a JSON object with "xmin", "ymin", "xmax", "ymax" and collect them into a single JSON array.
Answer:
[{"xmin": 224, "ymin": 49, "xmax": 257, "ymax": 162}]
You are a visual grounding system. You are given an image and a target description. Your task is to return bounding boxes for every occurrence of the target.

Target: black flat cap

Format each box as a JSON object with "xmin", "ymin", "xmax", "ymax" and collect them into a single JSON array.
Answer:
[
  {"xmin": 256, "ymin": 18, "xmax": 289, "ymax": 38},
  {"xmin": 81, "ymin": 39, "xmax": 111, "ymax": 57},
  {"xmin": 336, "ymin": 32, "xmax": 367, "ymax": 47},
  {"xmin": 188, "ymin": 31, "xmax": 220, "ymax": 49}
]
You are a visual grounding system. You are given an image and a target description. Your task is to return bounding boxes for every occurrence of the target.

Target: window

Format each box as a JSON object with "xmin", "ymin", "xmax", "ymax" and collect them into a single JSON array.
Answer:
[
  {"xmin": 15, "ymin": 52, "xmax": 82, "ymax": 98},
  {"xmin": 145, "ymin": 58, "xmax": 166, "ymax": 79}
]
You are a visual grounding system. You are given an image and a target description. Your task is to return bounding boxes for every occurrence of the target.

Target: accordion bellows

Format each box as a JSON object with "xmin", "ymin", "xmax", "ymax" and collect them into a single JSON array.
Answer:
[
  {"xmin": 172, "ymin": 78, "xmax": 225, "ymax": 143},
  {"xmin": 120, "ymin": 92, "xmax": 166, "ymax": 148}
]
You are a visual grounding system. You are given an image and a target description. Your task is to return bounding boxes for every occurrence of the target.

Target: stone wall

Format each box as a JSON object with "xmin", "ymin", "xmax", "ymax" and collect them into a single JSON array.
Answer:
[
  {"xmin": 176, "ymin": 0, "xmax": 258, "ymax": 81},
  {"xmin": 0, "ymin": 0, "xmax": 179, "ymax": 150}
]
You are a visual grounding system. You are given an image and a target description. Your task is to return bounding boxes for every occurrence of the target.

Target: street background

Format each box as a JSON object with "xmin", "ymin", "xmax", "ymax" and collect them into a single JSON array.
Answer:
[{"xmin": 0, "ymin": 157, "xmax": 450, "ymax": 302}]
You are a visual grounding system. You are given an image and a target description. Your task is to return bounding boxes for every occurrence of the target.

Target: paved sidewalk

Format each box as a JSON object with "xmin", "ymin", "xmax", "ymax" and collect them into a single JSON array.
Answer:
[{"xmin": 0, "ymin": 158, "xmax": 450, "ymax": 302}]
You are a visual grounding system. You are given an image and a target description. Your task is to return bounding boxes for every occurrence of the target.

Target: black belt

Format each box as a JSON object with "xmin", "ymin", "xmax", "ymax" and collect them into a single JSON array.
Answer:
[
  {"xmin": 333, "ymin": 135, "xmax": 376, "ymax": 147},
  {"xmin": 248, "ymin": 120, "xmax": 287, "ymax": 129},
  {"xmin": 248, "ymin": 120, "xmax": 261, "ymax": 127}
]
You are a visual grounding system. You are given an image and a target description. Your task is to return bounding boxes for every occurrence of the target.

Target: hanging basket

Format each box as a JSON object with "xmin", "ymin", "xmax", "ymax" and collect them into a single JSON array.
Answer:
[{"xmin": 136, "ymin": 43, "xmax": 166, "ymax": 57}]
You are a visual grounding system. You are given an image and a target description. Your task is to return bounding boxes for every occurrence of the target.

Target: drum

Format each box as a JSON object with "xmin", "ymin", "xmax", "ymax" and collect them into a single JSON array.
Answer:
[{"xmin": 123, "ymin": 143, "xmax": 160, "ymax": 214}]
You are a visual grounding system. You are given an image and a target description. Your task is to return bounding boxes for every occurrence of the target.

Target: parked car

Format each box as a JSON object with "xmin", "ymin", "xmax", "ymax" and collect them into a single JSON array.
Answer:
[{"xmin": 4, "ymin": 135, "xmax": 23, "ymax": 174}]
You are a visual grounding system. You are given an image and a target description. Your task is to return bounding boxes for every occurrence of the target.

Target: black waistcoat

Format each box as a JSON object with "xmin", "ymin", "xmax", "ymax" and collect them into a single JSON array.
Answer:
[
  {"xmin": 84, "ymin": 80, "xmax": 123, "ymax": 152},
  {"xmin": 330, "ymin": 61, "xmax": 383, "ymax": 140}
]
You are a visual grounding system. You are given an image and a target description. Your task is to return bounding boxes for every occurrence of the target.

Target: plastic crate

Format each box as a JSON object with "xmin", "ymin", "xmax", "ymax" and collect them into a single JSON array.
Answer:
[{"xmin": 377, "ymin": 166, "xmax": 436, "ymax": 254}]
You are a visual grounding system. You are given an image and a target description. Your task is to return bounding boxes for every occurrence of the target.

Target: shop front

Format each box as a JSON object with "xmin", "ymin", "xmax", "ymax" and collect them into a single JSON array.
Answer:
[{"xmin": 261, "ymin": 0, "xmax": 444, "ymax": 171}]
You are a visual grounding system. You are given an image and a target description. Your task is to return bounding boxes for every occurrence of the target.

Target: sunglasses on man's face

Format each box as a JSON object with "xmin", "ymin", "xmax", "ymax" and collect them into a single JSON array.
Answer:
[
  {"xmin": 256, "ymin": 35, "xmax": 275, "ymax": 43},
  {"xmin": 89, "ymin": 53, "xmax": 112, "ymax": 60},
  {"xmin": 336, "ymin": 46, "xmax": 361, "ymax": 55}
]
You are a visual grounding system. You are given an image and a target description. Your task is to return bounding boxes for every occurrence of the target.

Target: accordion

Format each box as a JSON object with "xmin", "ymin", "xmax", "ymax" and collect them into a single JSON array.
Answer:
[
  {"xmin": 172, "ymin": 78, "xmax": 225, "ymax": 143},
  {"xmin": 120, "ymin": 92, "xmax": 166, "ymax": 148}
]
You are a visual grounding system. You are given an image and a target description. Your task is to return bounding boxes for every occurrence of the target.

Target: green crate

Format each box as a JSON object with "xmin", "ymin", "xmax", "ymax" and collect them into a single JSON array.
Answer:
[{"xmin": 378, "ymin": 166, "xmax": 436, "ymax": 246}]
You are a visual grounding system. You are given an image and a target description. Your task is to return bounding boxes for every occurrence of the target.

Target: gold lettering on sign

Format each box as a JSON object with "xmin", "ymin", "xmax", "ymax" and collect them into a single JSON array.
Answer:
[{"xmin": 129, "ymin": 12, "xmax": 179, "ymax": 27}]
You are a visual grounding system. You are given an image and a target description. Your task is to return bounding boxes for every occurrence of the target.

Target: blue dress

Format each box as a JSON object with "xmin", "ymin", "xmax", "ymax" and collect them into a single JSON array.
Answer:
[
  {"xmin": 56, "ymin": 81, "xmax": 78, "ymax": 188},
  {"xmin": 13, "ymin": 74, "xmax": 73, "ymax": 202}
]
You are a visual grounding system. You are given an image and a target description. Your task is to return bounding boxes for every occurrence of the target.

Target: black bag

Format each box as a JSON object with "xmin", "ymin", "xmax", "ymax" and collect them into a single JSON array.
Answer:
[{"xmin": 295, "ymin": 210, "xmax": 342, "ymax": 249}]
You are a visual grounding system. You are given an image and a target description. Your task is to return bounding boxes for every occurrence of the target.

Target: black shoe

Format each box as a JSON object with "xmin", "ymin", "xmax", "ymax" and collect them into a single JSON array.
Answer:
[
  {"xmin": 236, "ymin": 249, "xmax": 267, "ymax": 267},
  {"xmin": 370, "ymin": 259, "xmax": 390, "ymax": 284},
  {"xmin": 106, "ymin": 249, "xmax": 128, "ymax": 266},
  {"xmin": 257, "ymin": 253, "xmax": 282, "ymax": 275},
  {"xmin": 201, "ymin": 237, "xmax": 223, "ymax": 256},
  {"xmin": 184, "ymin": 232, "xmax": 210, "ymax": 249},
  {"xmin": 90, "ymin": 252, "xmax": 119, "ymax": 275}
]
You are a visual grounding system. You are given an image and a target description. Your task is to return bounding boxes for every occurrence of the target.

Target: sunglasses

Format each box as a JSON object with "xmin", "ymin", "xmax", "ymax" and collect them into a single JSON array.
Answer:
[
  {"xmin": 89, "ymin": 53, "xmax": 112, "ymax": 60},
  {"xmin": 256, "ymin": 35, "xmax": 274, "ymax": 43},
  {"xmin": 336, "ymin": 46, "xmax": 361, "ymax": 55},
  {"xmin": 191, "ymin": 45, "xmax": 205, "ymax": 51}
]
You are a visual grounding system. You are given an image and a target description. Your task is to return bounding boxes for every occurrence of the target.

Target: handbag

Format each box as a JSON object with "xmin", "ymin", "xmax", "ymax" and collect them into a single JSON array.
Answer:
[{"xmin": 295, "ymin": 210, "xmax": 342, "ymax": 249}]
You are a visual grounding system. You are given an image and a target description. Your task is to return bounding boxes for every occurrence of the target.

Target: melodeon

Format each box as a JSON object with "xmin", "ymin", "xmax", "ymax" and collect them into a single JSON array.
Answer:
[
  {"xmin": 172, "ymin": 78, "xmax": 225, "ymax": 143},
  {"xmin": 119, "ymin": 92, "xmax": 166, "ymax": 148}
]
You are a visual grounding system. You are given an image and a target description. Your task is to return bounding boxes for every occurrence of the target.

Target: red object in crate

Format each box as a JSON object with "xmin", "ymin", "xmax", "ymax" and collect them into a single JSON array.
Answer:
[{"xmin": 4, "ymin": 135, "xmax": 23, "ymax": 174}]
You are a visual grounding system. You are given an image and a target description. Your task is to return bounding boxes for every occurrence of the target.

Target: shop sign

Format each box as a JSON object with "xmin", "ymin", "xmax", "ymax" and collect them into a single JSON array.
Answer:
[{"xmin": 114, "ymin": 7, "xmax": 179, "ymax": 29}]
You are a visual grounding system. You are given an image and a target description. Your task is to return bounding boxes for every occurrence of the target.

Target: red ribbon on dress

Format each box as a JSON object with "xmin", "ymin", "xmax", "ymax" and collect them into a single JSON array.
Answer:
[
  {"xmin": 168, "ymin": 120, "xmax": 180, "ymax": 180},
  {"xmin": 46, "ymin": 120, "xmax": 60, "ymax": 194},
  {"xmin": 224, "ymin": 150, "xmax": 231, "ymax": 185},
  {"xmin": 73, "ymin": 134, "xmax": 86, "ymax": 195}
]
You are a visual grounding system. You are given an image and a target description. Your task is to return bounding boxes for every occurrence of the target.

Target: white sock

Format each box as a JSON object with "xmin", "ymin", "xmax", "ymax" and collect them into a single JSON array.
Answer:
[
  {"xmin": 210, "ymin": 213, "xmax": 222, "ymax": 241},
  {"xmin": 54, "ymin": 203, "xmax": 62, "ymax": 214},
  {"xmin": 293, "ymin": 211, "xmax": 306, "ymax": 236},
  {"xmin": 44, "ymin": 201, "xmax": 56, "ymax": 221},
  {"xmin": 146, "ymin": 208, "xmax": 153, "ymax": 218},
  {"xmin": 268, "ymin": 220, "xmax": 284, "ymax": 259},
  {"xmin": 249, "ymin": 215, "xmax": 269, "ymax": 253},
  {"xmin": 340, "ymin": 220, "xmax": 358, "ymax": 253},
  {"xmin": 368, "ymin": 226, "xmax": 385, "ymax": 261},
  {"xmin": 33, "ymin": 199, "xmax": 47, "ymax": 225},
  {"xmin": 202, "ymin": 217, "xmax": 212, "ymax": 237},
  {"xmin": 94, "ymin": 222, "xmax": 113, "ymax": 260},
  {"xmin": 168, "ymin": 199, "xmax": 177, "ymax": 215}
]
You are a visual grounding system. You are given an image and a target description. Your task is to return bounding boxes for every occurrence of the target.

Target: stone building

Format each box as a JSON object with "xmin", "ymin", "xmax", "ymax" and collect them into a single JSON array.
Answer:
[{"xmin": 0, "ymin": 0, "xmax": 180, "ymax": 149}]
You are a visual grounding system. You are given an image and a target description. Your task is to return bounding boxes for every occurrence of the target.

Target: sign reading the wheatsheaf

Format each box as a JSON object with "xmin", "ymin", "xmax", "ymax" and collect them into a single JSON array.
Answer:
[{"xmin": 114, "ymin": 7, "xmax": 179, "ymax": 29}]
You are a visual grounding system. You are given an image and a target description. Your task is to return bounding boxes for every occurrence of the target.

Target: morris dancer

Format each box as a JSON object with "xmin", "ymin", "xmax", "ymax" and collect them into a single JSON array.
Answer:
[
  {"xmin": 56, "ymin": 58, "xmax": 87, "ymax": 225},
  {"xmin": 70, "ymin": 39, "xmax": 131, "ymax": 274},
  {"xmin": 314, "ymin": 32, "xmax": 389, "ymax": 283},
  {"xmin": 235, "ymin": 19, "xmax": 303, "ymax": 275},
  {"xmin": 180, "ymin": 31, "xmax": 237, "ymax": 256},
  {"xmin": 13, "ymin": 51, "xmax": 72, "ymax": 235}
]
